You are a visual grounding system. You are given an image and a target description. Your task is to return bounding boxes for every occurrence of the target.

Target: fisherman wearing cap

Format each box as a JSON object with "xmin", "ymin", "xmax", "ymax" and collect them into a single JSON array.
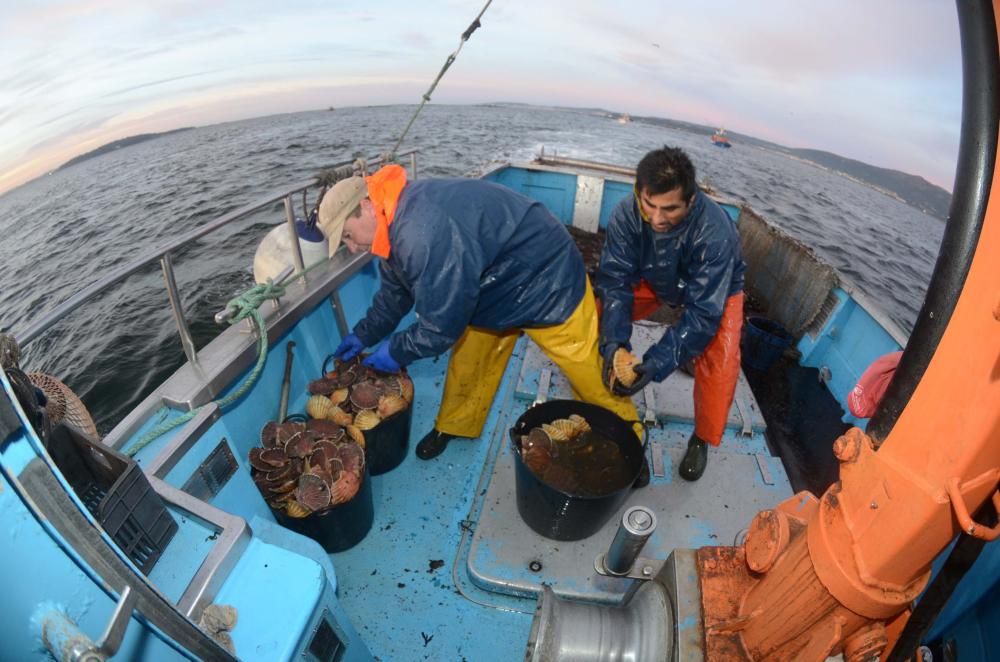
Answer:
[
  {"xmin": 596, "ymin": 146, "xmax": 746, "ymax": 482},
  {"xmin": 318, "ymin": 165, "xmax": 643, "ymax": 473}
]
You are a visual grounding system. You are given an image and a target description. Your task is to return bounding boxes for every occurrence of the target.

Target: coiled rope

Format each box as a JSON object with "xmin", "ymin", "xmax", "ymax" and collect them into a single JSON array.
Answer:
[
  {"xmin": 123, "ymin": 278, "xmax": 288, "ymax": 457},
  {"xmin": 388, "ymin": 0, "xmax": 494, "ymax": 159}
]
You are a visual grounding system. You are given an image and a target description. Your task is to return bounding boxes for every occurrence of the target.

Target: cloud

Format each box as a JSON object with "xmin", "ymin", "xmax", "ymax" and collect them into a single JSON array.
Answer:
[{"xmin": 0, "ymin": 1, "xmax": 963, "ymax": 193}]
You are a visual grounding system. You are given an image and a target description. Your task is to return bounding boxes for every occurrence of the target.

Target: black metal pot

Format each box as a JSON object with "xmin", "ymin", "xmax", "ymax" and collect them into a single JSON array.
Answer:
[
  {"xmin": 510, "ymin": 400, "xmax": 644, "ymax": 541},
  {"xmin": 275, "ymin": 467, "xmax": 374, "ymax": 553},
  {"xmin": 363, "ymin": 406, "xmax": 412, "ymax": 475}
]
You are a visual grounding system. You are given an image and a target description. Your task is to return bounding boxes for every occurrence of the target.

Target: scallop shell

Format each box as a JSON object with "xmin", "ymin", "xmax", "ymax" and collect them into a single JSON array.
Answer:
[
  {"xmin": 284, "ymin": 431, "xmax": 314, "ymax": 459},
  {"xmin": 398, "ymin": 375, "xmax": 414, "ymax": 403},
  {"xmin": 307, "ymin": 395, "xmax": 333, "ymax": 420},
  {"xmin": 324, "ymin": 439, "xmax": 364, "ymax": 477},
  {"xmin": 353, "ymin": 409, "xmax": 381, "ymax": 431},
  {"xmin": 334, "ymin": 369, "xmax": 358, "ymax": 389},
  {"xmin": 541, "ymin": 423, "xmax": 569, "ymax": 442},
  {"xmin": 248, "ymin": 447, "xmax": 273, "ymax": 472},
  {"xmin": 568, "ymin": 414, "xmax": 591, "ymax": 433},
  {"xmin": 345, "ymin": 424, "xmax": 366, "ymax": 449},
  {"xmin": 296, "ymin": 473, "xmax": 331, "ymax": 512},
  {"xmin": 349, "ymin": 382, "xmax": 380, "ymax": 410},
  {"xmin": 329, "ymin": 388, "xmax": 350, "ymax": 408},
  {"xmin": 284, "ymin": 500, "xmax": 311, "ymax": 518},
  {"xmin": 266, "ymin": 463, "xmax": 294, "ymax": 482},
  {"xmin": 275, "ymin": 422, "xmax": 306, "ymax": 448},
  {"xmin": 307, "ymin": 376, "xmax": 339, "ymax": 396},
  {"xmin": 328, "ymin": 406, "xmax": 354, "ymax": 427},
  {"xmin": 376, "ymin": 376, "xmax": 402, "ymax": 397},
  {"xmin": 377, "ymin": 394, "xmax": 408, "ymax": 418},
  {"xmin": 550, "ymin": 419, "xmax": 579, "ymax": 440},
  {"xmin": 260, "ymin": 421, "xmax": 279, "ymax": 448},
  {"xmin": 271, "ymin": 479, "xmax": 298, "ymax": 495},
  {"xmin": 613, "ymin": 348, "xmax": 641, "ymax": 387},
  {"xmin": 259, "ymin": 448, "xmax": 288, "ymax": 467},
  {"xmin": 307, "ymin": 419, "xmax": 344, "ymax": 440},
  {"xmin": 330, "ymin": 470, "xmax": 362, "ymax": 506}
]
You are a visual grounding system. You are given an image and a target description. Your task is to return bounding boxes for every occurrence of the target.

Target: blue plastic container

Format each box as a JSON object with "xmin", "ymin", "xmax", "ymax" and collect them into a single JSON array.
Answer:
[{"xmin": 742, "ymin": 316, "xmax": 794, "ymax": 371}]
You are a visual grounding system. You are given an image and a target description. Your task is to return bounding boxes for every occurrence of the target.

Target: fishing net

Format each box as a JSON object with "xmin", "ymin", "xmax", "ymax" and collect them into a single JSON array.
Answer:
[{"xmin": 736, "ymin": 206, "xmax": 840, "ymax": 337}]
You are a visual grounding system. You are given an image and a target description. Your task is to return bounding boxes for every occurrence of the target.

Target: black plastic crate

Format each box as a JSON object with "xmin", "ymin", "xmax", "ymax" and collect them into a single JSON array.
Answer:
[{"xmin": 47, "ymin": 424, "xmax": 178, "ymax": 574}]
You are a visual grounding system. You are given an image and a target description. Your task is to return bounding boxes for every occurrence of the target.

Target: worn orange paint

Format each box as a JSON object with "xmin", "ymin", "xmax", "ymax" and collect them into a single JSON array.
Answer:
[{"xmin": 698, "ymin": 7, "xmax": 1000, "ymax": 657}]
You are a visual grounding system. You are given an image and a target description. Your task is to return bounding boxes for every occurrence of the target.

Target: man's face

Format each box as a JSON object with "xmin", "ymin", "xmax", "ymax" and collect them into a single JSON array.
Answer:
[
  {"xmin": 342, "ymin": 199, "xmax": 378, "ymax": 254},
  {"xmin": 638, "ymin": 186, "xmax": 692, "ymax": 232}
]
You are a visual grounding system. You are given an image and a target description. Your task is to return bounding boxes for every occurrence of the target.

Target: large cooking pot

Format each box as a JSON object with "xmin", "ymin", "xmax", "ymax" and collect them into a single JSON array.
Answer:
[{"xmin": 510, "ymin": 400, "xmax": 645, "ymax": 541}]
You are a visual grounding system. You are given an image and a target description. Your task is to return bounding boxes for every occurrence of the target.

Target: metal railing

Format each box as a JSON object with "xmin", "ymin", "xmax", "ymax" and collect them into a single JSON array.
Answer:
[{"xmin": 14, "ymin": 150, "xmax": 420, "ymax": 367}]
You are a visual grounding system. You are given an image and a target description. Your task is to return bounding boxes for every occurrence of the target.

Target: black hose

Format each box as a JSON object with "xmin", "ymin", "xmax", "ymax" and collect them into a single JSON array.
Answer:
[{"xmin": 868, "ymin": 0, "xmax": 999, "ymax": 442}]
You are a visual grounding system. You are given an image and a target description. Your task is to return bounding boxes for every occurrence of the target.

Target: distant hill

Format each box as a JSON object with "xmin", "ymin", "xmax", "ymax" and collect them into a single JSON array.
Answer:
[
  {"xmin": 57, "ymin": 128, "xmax": 194, "ymax": 171},
  {"xmin": 782, "ymin": 148, "xmax": 951, "ymax": 219},
  {"xmin": 627, "ymin": 114, "xmax": 951, "ymax": 220}
]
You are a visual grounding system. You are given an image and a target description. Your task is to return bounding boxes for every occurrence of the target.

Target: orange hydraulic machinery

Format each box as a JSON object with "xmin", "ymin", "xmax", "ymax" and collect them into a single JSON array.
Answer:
[{"xmin": 697, "ymin": 2, "xmax": 1000, "ymax": 659}]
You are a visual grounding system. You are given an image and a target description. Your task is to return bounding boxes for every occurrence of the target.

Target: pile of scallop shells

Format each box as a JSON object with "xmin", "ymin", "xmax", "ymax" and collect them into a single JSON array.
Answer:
[
  {"xmin": 305, "ymin": 355, "xmax": 413, "ymax": 432},
  {"xmin": 607, "ymin": 348, "xmax": 640, "ymax": 390},
  {"xmin": 519, "ymin": 414, "xmax": 591, "ymax": 491},
  {"xmin": 248, "ymin": 419, "xmax": 365, "ymax": 518}
]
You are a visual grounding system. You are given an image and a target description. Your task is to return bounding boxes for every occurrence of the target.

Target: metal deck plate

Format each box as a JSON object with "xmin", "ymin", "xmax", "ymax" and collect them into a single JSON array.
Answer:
[
  {"xmin": 467, "ymin": 429, "xmax": 790, "ymax": 605},
  {"xmin": 515, "ymin": 324, "xmax": 765, "ymax": 433}
]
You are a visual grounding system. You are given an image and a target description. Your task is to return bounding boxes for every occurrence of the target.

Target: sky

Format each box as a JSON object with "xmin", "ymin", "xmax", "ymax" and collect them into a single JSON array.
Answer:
[{"xmin": 0, "ymin": 1, "xmax": 963, "ymax": 195}]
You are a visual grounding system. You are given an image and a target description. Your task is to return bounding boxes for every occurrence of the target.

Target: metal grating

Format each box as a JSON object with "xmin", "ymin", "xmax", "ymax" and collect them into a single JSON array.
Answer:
[
  {"xmin": 306, "ymin": 613, "xmax": 345, "ymax": 662},
  {"xmin": 181, "ymin": 439, "xmax": 237, "ymax": 501}
]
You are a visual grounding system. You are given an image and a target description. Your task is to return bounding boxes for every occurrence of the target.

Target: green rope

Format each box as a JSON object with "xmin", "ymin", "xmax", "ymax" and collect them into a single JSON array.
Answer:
[{"xmin": 123, "ymin": 279, "xmax": 287, "ymax": 457}]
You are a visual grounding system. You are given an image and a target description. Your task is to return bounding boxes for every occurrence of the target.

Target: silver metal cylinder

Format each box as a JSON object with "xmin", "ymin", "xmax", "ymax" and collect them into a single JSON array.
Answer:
[
  {"xmin": 605, "ymin": 506, "xmax": 657, "ymax": 575},
  {"xmin": 526, "ymin": 582, "xmax": 672, "ymax": 662}
]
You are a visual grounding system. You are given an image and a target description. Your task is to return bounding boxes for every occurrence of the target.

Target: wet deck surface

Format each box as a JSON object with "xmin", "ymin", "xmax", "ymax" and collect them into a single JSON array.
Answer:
[{"xmin": 329, "ymin": 330, "xmax": 792, "ymax": 660}]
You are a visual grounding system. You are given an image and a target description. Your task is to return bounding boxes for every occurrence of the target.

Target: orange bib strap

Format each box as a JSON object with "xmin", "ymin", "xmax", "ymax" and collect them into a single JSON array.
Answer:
[{"xmin": 366, "ymin": 164, "xmax": 407, "ymax": 258}]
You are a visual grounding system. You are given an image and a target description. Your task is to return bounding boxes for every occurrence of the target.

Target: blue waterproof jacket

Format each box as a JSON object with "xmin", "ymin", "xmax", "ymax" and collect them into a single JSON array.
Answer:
[
  {"xmin": 353, "ymin": 179, "xmax": 586, "ymax": 366},
  {"xmin": 595, "ymin": 190, "xmax": 746, "ymax": 381}
]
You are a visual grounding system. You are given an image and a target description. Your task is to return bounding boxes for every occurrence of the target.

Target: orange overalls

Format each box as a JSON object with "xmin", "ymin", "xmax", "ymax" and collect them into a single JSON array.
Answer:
[{"xmin": 627, "ymin": 280, "xmax": 744, "ymax": 446}]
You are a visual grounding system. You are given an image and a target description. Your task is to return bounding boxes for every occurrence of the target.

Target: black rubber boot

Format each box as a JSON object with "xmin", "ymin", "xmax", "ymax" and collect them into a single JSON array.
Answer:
[
  {"xmin": 678, "ymin": 434, "xmax": 708, "ymax": 481},
  {"xmin": 632, "ymin": 455, "xmax": 651, "ymax": 489},
  {"xmin": 416, "ymin": 429, "xmax": 456, "ymax": 460}
]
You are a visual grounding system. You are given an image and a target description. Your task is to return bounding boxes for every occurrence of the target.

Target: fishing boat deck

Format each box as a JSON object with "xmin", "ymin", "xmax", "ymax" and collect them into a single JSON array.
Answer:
[{"xmin": 325, "ymin": 325, "xmax": 790, "ymax": 660}]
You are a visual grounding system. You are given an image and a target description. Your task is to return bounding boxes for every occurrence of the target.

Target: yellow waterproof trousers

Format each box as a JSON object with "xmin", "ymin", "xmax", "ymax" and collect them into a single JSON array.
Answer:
[{"xmin": 435, "ymin": 280, "xmax": 638, "ymax": 438}]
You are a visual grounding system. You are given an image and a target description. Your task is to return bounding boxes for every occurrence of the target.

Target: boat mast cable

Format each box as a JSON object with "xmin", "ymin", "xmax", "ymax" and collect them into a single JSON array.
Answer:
[{"xmin": 387, "ymin": 0, "xmax": 493, "ymax": 160}]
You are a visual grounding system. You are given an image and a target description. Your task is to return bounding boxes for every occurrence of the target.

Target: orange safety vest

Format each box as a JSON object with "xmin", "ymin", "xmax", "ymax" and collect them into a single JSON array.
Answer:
[{"xmin": 365, "ymin": 164, "xmax": 407, "ymax": 258}]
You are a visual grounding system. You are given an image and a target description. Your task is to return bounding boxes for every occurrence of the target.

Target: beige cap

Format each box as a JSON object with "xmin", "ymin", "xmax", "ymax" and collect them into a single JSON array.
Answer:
[{"xmin": 318, "ymin": 176, "xmax": 368, "ymax": 257}]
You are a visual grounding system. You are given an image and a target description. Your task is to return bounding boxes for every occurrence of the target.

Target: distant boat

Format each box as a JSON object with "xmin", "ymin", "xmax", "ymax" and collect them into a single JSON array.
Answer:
[
  {"xmin": 616, "ymin": 112, "xmax": 631, "ymax": 124},
  {"xmin": 711, "ymin": 128, "xmax": 732, "ymax": 148}
]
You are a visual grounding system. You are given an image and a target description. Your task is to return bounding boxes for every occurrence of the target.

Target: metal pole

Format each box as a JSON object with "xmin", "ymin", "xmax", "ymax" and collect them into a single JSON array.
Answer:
[
  {"xmin": 160, "ymin": 253, "xmax": 200, "ymax": 369},
  {"xmin": 605, "ymin": 506, "xmax": 657, "ymax": 575},
  {"xmin": 330, "ymin": 290, "xmax": 350, "ymax": 338},
  {"xmin": 283, "ymin": 197, "xmax": 305, "ymax": 275},
  {"xmin": 410, "ymin": 152, "xmax": 419, "ymax": 180}
]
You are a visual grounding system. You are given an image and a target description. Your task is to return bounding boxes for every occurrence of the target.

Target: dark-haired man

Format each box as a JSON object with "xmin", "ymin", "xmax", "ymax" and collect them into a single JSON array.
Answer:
[{"xmin": 596, "ymin": 146, "xmax": 746, "ymax": 481}]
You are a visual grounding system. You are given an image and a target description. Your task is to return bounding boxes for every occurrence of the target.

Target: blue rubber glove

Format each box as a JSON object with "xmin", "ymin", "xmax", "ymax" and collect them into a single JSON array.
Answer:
[
  {"xmin": 333, "ymin": 333, "xmax": 365, "ymax": 361},
  {"xmin": 362, "ymin": 341, "xmax": 402, "ymax": 374}
]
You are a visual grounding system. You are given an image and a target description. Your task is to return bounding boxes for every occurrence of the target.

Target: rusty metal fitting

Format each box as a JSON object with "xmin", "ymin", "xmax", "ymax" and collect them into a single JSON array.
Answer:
[
  {"xmin": 842, "ymin": 621, "xmax": 887, "ymax": 662},
  {"xmin": 833, "ymin": 431, "xmax": 862, "ymax": 463},
  {"xmin": 744, "ymin": 509, "xmax": 791, "ymax": 574}
]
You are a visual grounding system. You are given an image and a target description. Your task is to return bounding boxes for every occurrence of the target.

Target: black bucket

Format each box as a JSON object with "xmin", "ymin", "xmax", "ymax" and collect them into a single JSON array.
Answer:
[
  {"xmin": 274, "ymin": 467, "xmax": 374, "ymax": 553},
  {"xmin": 363, "ymin": 406, "xmax": 412, "ymax": 475},
  {"xmin": 510, "ymin": 400, "xmax": 644, "ymax": 541},
  {"xmin": 742, "ymin": 316, "xmax": 794, "ymax": 371}
]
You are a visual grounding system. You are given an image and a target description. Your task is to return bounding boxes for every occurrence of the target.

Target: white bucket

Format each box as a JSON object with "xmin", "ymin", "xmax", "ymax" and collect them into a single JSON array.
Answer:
[{"xmin": 252, "ymin": 224, "xmax": 329, "ymax": 284}]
